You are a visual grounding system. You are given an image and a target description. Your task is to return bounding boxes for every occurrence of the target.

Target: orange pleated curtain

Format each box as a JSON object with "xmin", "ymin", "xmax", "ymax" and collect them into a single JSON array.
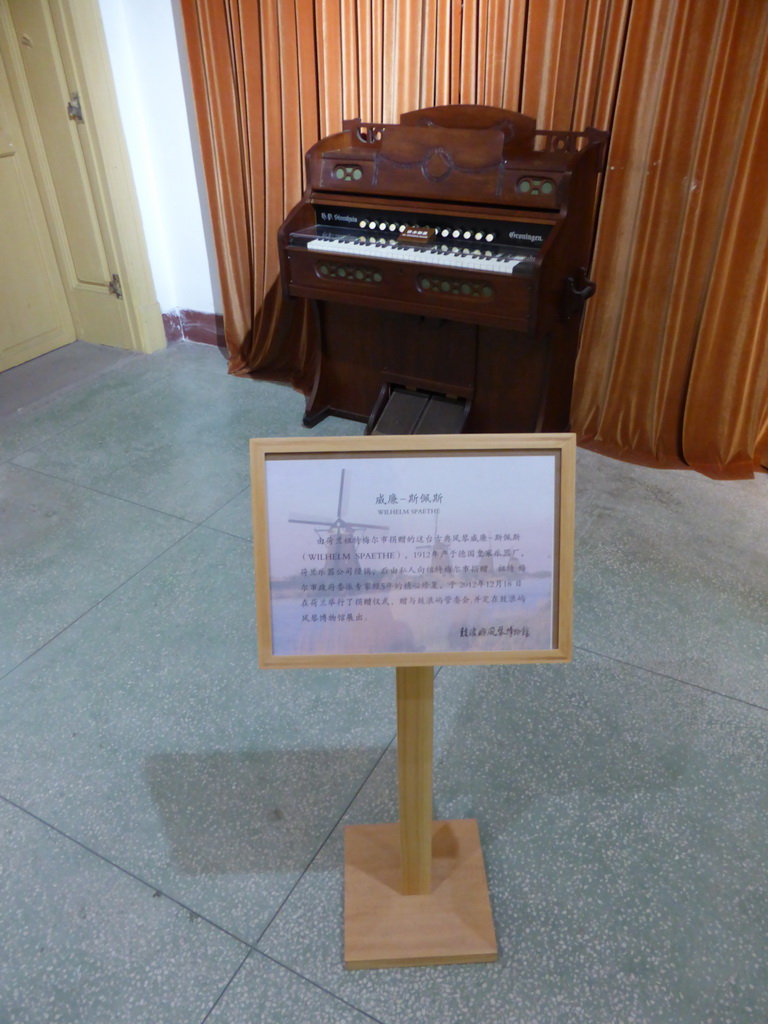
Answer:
[{"xmin": 180, "ymin": 0, "xmax": 768, "ymax": 478}]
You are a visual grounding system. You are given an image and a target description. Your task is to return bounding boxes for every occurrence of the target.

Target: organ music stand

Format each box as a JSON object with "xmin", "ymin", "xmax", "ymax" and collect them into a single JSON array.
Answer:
[{"xmin": 249, "ymin": 434, "xmax": 575, "ymax": 969}]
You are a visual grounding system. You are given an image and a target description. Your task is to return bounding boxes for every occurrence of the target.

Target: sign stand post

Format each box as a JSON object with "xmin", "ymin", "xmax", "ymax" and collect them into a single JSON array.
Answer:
[
  {"xmin": 396, "ymin": 665, "xmax": 434, "ymax": 896},
  {"xmin": 343, "ymin": 665, "xmax": 498, "ymax": 969}
]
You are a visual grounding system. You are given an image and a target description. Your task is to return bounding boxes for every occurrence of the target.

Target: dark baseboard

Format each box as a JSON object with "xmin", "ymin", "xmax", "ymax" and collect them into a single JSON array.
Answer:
[{"xmin": 162, "ymin": 309, "xmax": 225, "ymax": 347}]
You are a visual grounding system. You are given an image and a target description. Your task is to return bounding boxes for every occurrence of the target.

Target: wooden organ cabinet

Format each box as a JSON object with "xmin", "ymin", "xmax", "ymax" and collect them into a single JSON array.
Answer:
[{"xmin": 278, "ymin": 105, "xmax": 609, "ymax": 435}]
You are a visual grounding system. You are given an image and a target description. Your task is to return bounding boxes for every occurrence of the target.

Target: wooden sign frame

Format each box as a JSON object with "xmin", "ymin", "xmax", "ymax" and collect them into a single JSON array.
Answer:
[{"xmin": 249, "ymin": 433, "xmax": 575, "ymax": 670}]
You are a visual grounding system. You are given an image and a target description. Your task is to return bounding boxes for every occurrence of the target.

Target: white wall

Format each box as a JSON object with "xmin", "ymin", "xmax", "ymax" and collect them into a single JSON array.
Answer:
[{"xmin": 97, "ymin": 0, "xmax": 219, "ymax": 315}]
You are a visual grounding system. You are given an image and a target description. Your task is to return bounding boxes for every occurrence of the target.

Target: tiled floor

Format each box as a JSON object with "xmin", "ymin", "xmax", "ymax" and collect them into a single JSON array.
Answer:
[{"xmin": 1, "ymin": 340, "xmax": 767, "ymax": 1024}]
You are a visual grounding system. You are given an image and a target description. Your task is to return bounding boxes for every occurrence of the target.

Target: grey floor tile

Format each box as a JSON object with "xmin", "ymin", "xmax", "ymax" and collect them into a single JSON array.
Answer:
[
  {"xmin": 206, "ymin": 952, "xmax": 382, "ymax": 1023},
  {"xmin": 0, "ymin": 340, "xmax": 137, "ymax": 418},
  {"xmin": 0, "ymin": 345, "xmax": 172, "ymax": 467},
  {"xmin": 9, "ymin": 344, "xmax": 365, "ymax": 521},
  {"xmin": 0, "ymin": 798, "xmax": 247, "ymax": 1024},
  {"xmin": 0, "ymin": 526, "xmax": 395, "ymax": 945},
  {"xmin": 574, "ymin": 449, "xmax": 768, "ymax": 704},
  {"xmin": 10, "ymin": 369, "xmax": 254, "ymax": 522},
  {"xmin": 202, "ymin": 487, "xmax": 253, "ymax": 540},
  {"xmin": 258, "ymin": 653, "xmax": 768, "ymax": 1024},
  {"xmin": 0, "ymin": 463, "xmax": 193, "ymax": 677}
]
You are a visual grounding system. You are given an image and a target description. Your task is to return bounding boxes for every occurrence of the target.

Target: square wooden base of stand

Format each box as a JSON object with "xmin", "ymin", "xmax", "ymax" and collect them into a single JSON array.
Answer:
[{"xmin": 344, "ymin": 819, "xmax": 498, "ymax": 969}]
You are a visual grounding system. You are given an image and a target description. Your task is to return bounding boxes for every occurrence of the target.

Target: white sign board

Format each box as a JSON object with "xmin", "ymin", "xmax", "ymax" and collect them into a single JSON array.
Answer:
[{"xmin": 250, "ymin": 435, "xmax": 574, "ymax": 669}]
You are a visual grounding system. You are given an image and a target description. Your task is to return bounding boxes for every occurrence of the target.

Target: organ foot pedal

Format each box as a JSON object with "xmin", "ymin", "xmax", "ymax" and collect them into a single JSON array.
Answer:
[{"xmin": 366, "ymin": 384, "xmax": 470, "ymax": 435}]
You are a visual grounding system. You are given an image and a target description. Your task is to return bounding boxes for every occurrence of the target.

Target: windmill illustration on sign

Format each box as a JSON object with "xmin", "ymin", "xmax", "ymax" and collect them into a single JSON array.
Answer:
[{"xmin": 288, "ymin": 468, "xmax": 388, "ymax": 570}]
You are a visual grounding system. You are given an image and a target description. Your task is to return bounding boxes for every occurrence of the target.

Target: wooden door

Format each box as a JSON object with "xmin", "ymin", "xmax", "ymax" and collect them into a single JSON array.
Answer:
[
  {"xmin": 0, "ymin": 0, "xmax": 163, "ymax": 372},
  {"xmin": 0, "ymin": 12, "xmax": 74, "ymax": 373}
]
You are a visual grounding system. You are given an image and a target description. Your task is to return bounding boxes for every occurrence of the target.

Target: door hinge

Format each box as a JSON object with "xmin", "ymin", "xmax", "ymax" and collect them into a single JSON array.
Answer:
[
  {"xmin": 67, "ymin": 93, "xmax": 84, "ymax": 124},
  {"xmin": 108, "ymin": 273, "xmax": 123, "ymax": 299}
]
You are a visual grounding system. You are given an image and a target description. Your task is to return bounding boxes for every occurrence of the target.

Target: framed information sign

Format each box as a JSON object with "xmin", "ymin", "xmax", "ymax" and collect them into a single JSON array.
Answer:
[{"xmin": 250, "ymin": 434, "xmax": 575, "ymax": 669}]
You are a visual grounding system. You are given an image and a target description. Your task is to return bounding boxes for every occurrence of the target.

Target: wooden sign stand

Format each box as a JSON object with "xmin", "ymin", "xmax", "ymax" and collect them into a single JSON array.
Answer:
[
  {"xmin": 249, "ymin": 434, "xmax": 576, "ymax": 971},
  {"xmin": 343, "ymin": 665, "xmax": 498, "ymax": 969}
]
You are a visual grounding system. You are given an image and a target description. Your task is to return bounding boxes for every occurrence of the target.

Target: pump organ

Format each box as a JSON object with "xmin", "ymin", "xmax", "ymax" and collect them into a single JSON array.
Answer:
[{"xmin": 278, "ymin": 105, "xmax": 609, "ymax": 434}]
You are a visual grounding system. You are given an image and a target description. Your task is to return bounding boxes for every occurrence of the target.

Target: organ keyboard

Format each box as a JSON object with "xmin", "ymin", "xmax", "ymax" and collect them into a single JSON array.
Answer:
[
  {"xmin": 294, "ymin": 203, "xmax": 547, "ymax": 269},
  {"xmin": 277, "ymin": 105, "xmax": 609, "ymax": 433},
  {"xmin": 304, "ymin": 231, "xmax": 533, "ymax": 276}
]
